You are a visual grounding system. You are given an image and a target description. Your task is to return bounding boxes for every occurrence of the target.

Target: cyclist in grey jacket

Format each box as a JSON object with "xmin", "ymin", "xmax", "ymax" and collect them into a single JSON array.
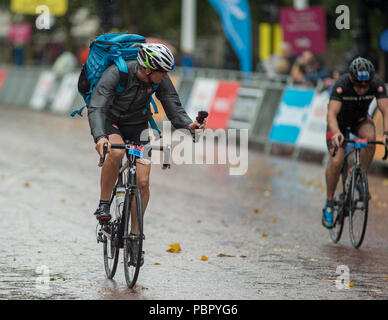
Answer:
[{"xmin": 89, "ymin": 43, "xmax": 206, "ymax": 228}]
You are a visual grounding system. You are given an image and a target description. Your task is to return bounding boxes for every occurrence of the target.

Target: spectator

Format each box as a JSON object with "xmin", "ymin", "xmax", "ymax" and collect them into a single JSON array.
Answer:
[
  {"xmin": 290, "ymin": 61, "xmax": 307, "ymax": 84},
  {"xmin": 325, "ymin": 64, "xmax": 347, "ymax": 93},
  {"xmin": 261, "ymin": 42, "xmax": 296, "ymax": 78}
]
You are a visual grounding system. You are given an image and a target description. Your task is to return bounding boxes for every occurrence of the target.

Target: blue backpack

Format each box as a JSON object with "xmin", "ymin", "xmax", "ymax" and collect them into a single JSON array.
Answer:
[{"xmin": 73, "ymin": 33, "xmax": 160, "ymax": 134}]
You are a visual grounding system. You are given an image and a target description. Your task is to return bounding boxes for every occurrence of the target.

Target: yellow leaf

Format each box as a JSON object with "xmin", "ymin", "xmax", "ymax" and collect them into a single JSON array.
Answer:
[
  {"xmin": 166, "ymin": 243, "xmax": 181, "ymax": 253},
  {"xmin": 154, "ymin": 262, "xmax": 160, "ymax": 265},
  {"xmin": 262, "ymin": 233, "xmax": 268, "ymax": 238},
  {"xmin": 349, "ymin": 282, "xmax": 354, "ymax": 287},
  {"xmin": 201, "ymin": 256, "xmax": 208, "ymax": 261},
  {"xmin": 24, "ymin": 182, "xmax": 30, "ymax": 188},
  {"xmin": 240, "ymin": 255, "xmax": 247, "ymax": 258},
  {"xmin": 272, "ymin": 219, "xmax": 277, "ymax": 224},
  {"xmin": 383, "ymin": 179, "xmax": 388, "ymax": 187}
]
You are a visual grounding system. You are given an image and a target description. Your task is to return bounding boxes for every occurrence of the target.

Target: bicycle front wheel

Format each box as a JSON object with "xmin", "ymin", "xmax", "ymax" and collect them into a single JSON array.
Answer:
[
  {"xmin": 123, "ymin": 187, "xmax": 144, "ymax": 288},
  {"xmin": 329, "ymin": 193, "xmax": 345, "ymax": 243},
  {"xmin": 103, "ymin": 220, "xmax": 120, "ymax": 279},
  {"xmin": 349, "ymin": 168, "xmax": 369, "ymax": 249}
]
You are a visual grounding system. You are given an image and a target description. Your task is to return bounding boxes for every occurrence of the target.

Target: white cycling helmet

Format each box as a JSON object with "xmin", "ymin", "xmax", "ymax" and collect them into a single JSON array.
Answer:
[{"xmin": 136, "ymin": 43, "xmax": 175, "ymax": 72}]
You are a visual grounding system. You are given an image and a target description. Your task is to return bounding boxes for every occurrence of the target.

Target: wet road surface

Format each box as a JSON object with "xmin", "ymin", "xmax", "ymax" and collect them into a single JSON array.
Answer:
[{"xmin": 1, "ymin": 106, "xmax": 388, "ymax": 300}]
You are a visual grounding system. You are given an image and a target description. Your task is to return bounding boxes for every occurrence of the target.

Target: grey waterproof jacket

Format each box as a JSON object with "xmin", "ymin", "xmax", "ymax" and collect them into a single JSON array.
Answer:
[{"xmin": 88, "ymin": 60, "xmax": 192, "ymax": 142}]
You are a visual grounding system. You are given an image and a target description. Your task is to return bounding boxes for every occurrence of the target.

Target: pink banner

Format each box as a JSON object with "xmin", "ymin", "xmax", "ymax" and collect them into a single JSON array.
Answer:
[
  {"xmin": 8, "ymin": 22, "xmax": 32, "ymax": 44},
  {"xmin": 280, "ymin": 6, "xmax": 326, "ymax": 54}
]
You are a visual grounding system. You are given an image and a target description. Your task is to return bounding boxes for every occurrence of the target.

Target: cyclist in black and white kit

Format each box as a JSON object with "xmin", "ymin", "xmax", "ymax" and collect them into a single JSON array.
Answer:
[
  {"xmin": 87, "ymin": 44, "xmax": 206, "ymax": 262},
  {"xmin": 322, "ymin": 57, "xmax": 388, "ymax": 229}
]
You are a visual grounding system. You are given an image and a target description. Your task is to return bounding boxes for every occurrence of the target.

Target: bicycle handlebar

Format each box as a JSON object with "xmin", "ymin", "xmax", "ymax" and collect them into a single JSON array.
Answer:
[
  {"xmin": 332, "ymin": 137, "xmax": 388, "ymax": 160},
  {"xmin": 98, "ymin": 142, "xmax": 172, "ymax": 168},
  {"xmin": 98, "ymin": 110, "xmax": 208, "ymax": 167}
]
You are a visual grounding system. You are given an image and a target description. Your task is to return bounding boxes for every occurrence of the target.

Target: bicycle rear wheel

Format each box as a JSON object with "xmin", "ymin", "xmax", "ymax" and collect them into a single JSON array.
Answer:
[
  {"xmin": 349, "ymin": 168, "xmax": 369, "ymax": 248},
  {"xmin": 123, "ymin": 187, "xmax": 144, "ymax": 288}
]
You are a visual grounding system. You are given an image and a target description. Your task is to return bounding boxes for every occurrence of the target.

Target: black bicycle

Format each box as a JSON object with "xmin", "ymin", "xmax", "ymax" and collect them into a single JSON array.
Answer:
[
  {"xmin": 96, "ymin": 111, "xmax": 208, "ymax": 288},
  {"xmin": 329, "ymin": 129, "xmax": 387, "ymax": 248}
]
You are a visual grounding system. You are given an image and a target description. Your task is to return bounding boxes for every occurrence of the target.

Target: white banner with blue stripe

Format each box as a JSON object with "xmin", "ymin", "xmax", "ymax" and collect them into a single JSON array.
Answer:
[{"xmin": 269, "ymin": 87, "xmax": 315, "ymax": 145}]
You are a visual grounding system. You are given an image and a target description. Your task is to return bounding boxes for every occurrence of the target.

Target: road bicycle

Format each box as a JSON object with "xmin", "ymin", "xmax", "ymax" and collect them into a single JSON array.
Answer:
[
  {"xmin": 329, "ymin": 128, "xmax": 387, "ymax": 248},
  {"xmin": 96, "ymin": 111, "xmax": 208, "ymax": 288},
  {"xmin": 96, "ymin": 141, "xmax": 172, "ymax": 287}
]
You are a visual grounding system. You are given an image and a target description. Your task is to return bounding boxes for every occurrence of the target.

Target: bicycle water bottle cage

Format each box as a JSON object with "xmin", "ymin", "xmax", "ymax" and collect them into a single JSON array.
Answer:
[{"xmin": 354, "ymin": 138, "xmax": 368, "ymax": 149}]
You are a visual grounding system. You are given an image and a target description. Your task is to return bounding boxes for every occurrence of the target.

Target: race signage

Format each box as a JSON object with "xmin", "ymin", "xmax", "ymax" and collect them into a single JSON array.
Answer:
[
  {"xmin": 11, "ymin": 0, "xmax": 68, "ymax": 16},
  {"xmin": 0, "ymin": 70, "xmax": 8, "ymax": 92},
  {"xmin": 228, "ymin": 87, "xmax": 264, "ymax": 130},
  {"xmin": 280, "ymin": 6, "xmax": 326, "ymax": 54},
  {"xmin": 269, "ymin": 87, "xmax": 315, "ymax": 144},
  {"xmin": 297, "ymin": 90, "xmax": 329, "ymax": 151},
  {"xmin": 207, "ymin": 81, "xmax": 240, "ymax": 129},
  {"xmin": 29, "ymin": 71, "xmax": 56, "ymax": 110},
  {"xmin": 50, "ymin": 73, "xmax": 79, "ymax": 114},
  {"xmin": 185, "ymin": 77, "xmax": 218, "ymax": 121}
]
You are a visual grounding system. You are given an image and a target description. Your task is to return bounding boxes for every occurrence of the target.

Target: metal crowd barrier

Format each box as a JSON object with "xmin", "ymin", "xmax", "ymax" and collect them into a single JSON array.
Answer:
[{"xmin": 0, "ymin": 64, "xmax": 386, "ymax": 169}]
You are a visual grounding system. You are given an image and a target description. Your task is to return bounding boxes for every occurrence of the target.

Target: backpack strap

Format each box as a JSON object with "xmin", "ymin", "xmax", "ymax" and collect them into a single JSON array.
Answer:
[
  {"xmin": 141, "ymin": 83, "xmax": 161, "ymax": 135},
  {"xmin": 113, "ymin": 55, "xmax": 129, "ymax": 95}
]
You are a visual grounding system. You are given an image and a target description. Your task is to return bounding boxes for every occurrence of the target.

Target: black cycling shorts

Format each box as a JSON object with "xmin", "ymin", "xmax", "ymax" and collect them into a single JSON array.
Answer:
[
  {"xmin": 105, "ymin": 117, "xmax": 150, "ymax": 146},
  {"xmin": 326, "ymin": 115, "xmax": 375, "ymax": 150}
]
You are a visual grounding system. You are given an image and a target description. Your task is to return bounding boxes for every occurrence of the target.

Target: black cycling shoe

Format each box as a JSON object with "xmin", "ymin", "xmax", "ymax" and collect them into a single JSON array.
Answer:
[
  {"xmin": 128, "ymin": 233, "xmax": 144, "ymax": 267},
  {"xmin": 94, "ymin": 203, "xmax": 111, "ymax": 224}
]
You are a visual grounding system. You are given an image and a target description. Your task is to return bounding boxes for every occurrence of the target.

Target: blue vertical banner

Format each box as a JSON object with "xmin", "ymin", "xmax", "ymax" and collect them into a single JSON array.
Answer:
[{"xmin": 208, "ymin": 0, "xmax": 252, "ymax": 73}]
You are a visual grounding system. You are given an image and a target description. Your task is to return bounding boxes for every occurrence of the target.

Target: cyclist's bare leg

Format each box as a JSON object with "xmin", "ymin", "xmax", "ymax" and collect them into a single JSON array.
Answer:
[
  {"xmin": 357, "ymin": 122, "xmax": 376, "ymax": 172},
  {"xmin": 130, "ymin": 161, "xmax": 151, "ymax": 235},
  {"xmin": 325, "ymin": 147, "xmax": 345, "ymax": 201},
  {"xmin": 100, "ymin": 134, "xmax": 125, "ymax": 201}
]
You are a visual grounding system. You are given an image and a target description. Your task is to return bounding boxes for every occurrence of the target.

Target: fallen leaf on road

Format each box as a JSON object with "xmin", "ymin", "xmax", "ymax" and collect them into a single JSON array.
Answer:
[
  {"xmin": 253, "ymin": 209, "xmax": 261, "ymax": 214},
  {"xmin": 154, "ymin": 262, "xmax": 160, "ymax": 265},
  {"xmin": 217, "ymin": 253, "xmax": 235, "ymax": 258},
  {"xmin": 240, "ymin": 255, "xmax": 247, "ymax": 258},
  {"xmin": 272, "ymin": 219, "xmax": 277, "ymax": 224},
  {"xmin": 383, "ymin": 179, "xmax": 388, "ymax": 187},
  {"xmin": 166, "ymin": 243, "xmax": 181, "ymax": 253},
  {"xmin": 264, "ymin": 191, "xmax": 271, "ymax": 197},
  {"xmin": 256, "ymin": 183, "xmax": 263, "ymax": 190},
  {"xmin": 61, "ymin": 199, "xmax": 66, "ymax": 204},
  {"xmin": 262, "ymin": 233, "xmax": 268, "ymax": 238},
  {"xmin": 349, "ymin": 282, "xmax": 354, "ymax": 287},
  {"xmin": 23, "ymin": 182, "xmax": 30, "ymax": 188},
  {"xmin": 201, "ymin": 256, "xmax": 208, "ymax": 261}
]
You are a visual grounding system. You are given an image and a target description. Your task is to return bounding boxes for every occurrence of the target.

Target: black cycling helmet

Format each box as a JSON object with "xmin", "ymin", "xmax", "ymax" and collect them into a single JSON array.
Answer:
[{"xmin": 349, "ymin": 57, "xmax": 375, "ymax": 82}]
